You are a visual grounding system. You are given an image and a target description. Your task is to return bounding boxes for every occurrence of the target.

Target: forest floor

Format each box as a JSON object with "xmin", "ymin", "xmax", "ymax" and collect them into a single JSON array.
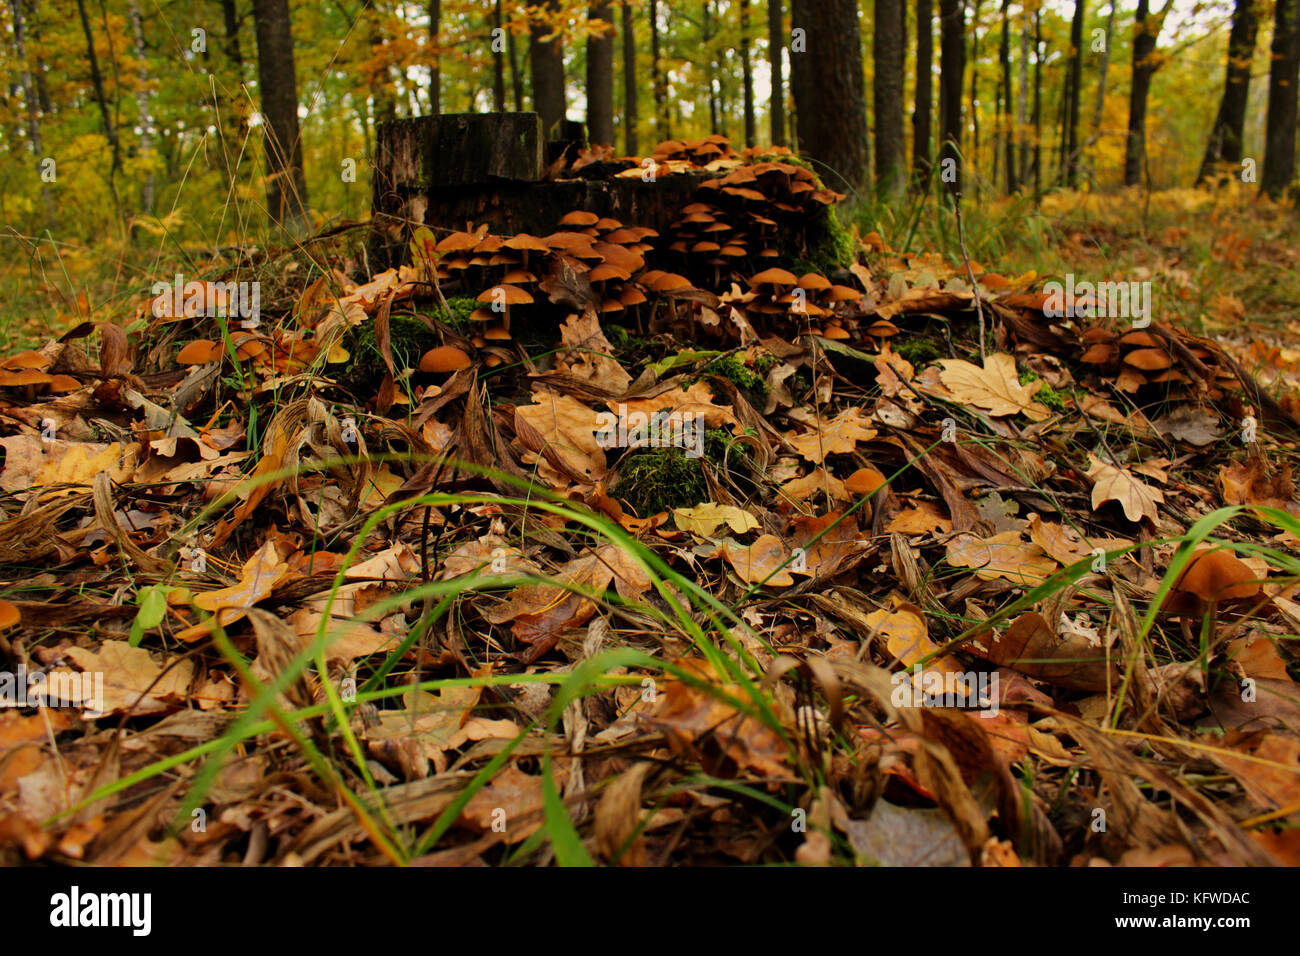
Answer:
[{"xmin": 2, "ymin": 167, "xmax": 1300, "ymax": 867}]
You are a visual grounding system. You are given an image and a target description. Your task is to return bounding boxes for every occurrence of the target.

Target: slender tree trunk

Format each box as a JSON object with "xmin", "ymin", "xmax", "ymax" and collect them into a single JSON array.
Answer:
[
  {"xmin": 427, "ymin": 0, "xmax": 440, "ymax": 114},
  {"xmin": 969, "ymin": 0, "xmax": 981, "ymax": 187},
  {"xmin": 1198, "ymin": 0, "xmax": 1257, "ymax": 184},
  {"xmin": 129, "ymin": 0, "xmax": 154, "ymax": 214},
  {"xmin": 703, "ymin": 1, "xmax": 719, "ymax": 134},
  {"xmin": 913, "ymin": 0, "xmax": 933, "ymax": 187},
  {"xmin": 622, "ymin": 0, "xmax": 638, "ymax": 153},
  {"xmin": 252, "ymin": 0, "xmax": 309, "ymax": 228},
  {"xmin": 1090, "ymin": 2, "xmax": 1115, "ymax": 137},
  {"xmin": 789, "ymin": 0, "xmax": 869, "ymax": 190},
  {"xmin": 768, "ymin": 0, "xmax": 785, "ymax": 145},
  {"xmin": 938, "ymin": 0, "xmax": 965, "ymax": 194},
  {"xmin": 1262, "ymin": 0, "xmax": 1300, "ymax": 197},
  {"xmin": 1032, "ymin": 10, "xmax": 1042, "ymax": 192},
  {"xmin": 650, "ymin": 0, "xmax": 669, "ymax": 136},
  {"xmin": 740, "ymin": 0, "xmax": 757, "ymax": 146},
  {"xmin": 221, "ymin": 0, "xmax": 244, "ymax": 67},
  {"xmin": 1064, "ymin": 0, "xmax": 1084, "ymax": 186},
  {"xmin": 493, "ymin": 0, "xmax": 506, "ymax": 110},
  {"xmin": 587, "ymin": 1, "xmax": 615, "ymax": 144},
  {"xmin": 1017, "ymin": 9, "xmax": 1029, "ymax": 184},
  {"xmin": 74, "ymin": 0, "xmax": 120, "ymax": 175},
  {"xmin": 529, "ymin": 1, "xmax": 566, "ymax": 136},
  {"xmin": 1124, "ymin": 0, "xmax": 1168, "ymax": 186},
  {"xmin": 874, "ymin": 0, "xmax": 906, "ymax": 196},
  {"xmin": 508, "ymin": 9, "xmax": 524, "ymax": 110},
  {"xmin": 999, "ymin": 0, "xmax": 1016, "ymax": 192},
  {"xmin": 25, "ymin": 0, "xmax": 51, "ymax": 115},
  {"xmin": 7, "ymin": 0, "xmax": 51, "ymax": 223}
]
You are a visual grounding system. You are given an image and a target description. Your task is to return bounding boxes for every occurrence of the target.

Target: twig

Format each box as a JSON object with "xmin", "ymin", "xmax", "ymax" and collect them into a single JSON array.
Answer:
[{"xmin": 953, "ymin": 192, "xmax": 988, "ymax": 363}]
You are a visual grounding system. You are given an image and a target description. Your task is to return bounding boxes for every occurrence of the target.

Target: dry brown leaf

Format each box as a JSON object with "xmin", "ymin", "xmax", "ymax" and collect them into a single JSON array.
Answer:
[
  {"xmin": 786, "ymin": 406, "xmax": 877, "ymax": 463},
  {"xmin": 721, "ymin": 534, "xmax": 794, "ymax": 586},
  {"xmin": 945, "ymin": 531, "xmax": 1058, "ymax": 585},
  {"xmin": 1086, "ymin": 455, "xmax": 1164, "ymax": 523},
  {"xmin": 937, "ymin": 353, "xmax": 1050, "ymax": 421}
]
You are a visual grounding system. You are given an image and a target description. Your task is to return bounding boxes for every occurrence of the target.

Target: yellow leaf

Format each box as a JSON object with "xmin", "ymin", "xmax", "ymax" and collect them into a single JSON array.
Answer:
[
  {"xmin": 1086, "ymin": 454, "xmax": 1164, "ymax": 523},
  {"xmin": 673, "ymin": 502, "xmax": 760, "ymax": 536},
  {"xmin": 938, "ymin": 353, "xmax": 1050, "ymax": 421}
]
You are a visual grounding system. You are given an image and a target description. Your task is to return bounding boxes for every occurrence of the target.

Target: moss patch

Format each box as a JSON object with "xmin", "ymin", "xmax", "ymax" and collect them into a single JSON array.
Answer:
[
  {"xmin": 343, "ymin": 314, "xmax": 441, "ymax": 392},
  {"xmin": 894, "ymin": 336, "xmax": 942, "ymax": 366},
  {"xmin": 611, "ymin": 447, "xmax": 708, "ymax": 517}
]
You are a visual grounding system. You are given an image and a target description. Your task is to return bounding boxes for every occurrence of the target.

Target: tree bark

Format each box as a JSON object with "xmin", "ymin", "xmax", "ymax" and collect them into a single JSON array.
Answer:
[
  {"xmin": 1198, "ymin": 0, "xmax": 1257, "ymax": 184},
  {"xmin": 913, "ymin": 0, "xmax": 934, "ymax": 187},
  {"xmin": 1262, "ymin": 0, "xmax": 1300, "ymax": 197},
  {"xmin": 586, "ymin": 2, "xmax": 615, "ymax": 145},
  {"xmin": 1124, "ymin": 0, "xmax": 1168, "ymax": 187},
  {"xmin": 252, "ymin": 0, "xmax": 309, "ymax": 228},
  {"xmin": 969, "ymin": 0, "xmax": 982, "ymax": 186},
  {"xmin": 650, "ymin": 0, "xmax": 669, "ymax": 137},
  {"xmin": 999, "ymin": 0, "xmax": 1016, "ymax": 192},
  {"xmin": 768, "ymin": 0, "xmax": 785, "ymax": 146},
  {"xmin": 1017, "ymin": 8, "xmax": 1029, "ymax": 184},
  {"xmin": 938, "ymin": 0, "xmax": 965, "ymax": 194},
  {"xmin": 73, "ymin": 0, "xmax": 120, "ymax": 175},
  {"xmin": 741, "ymin": 0, "xmax": 757, "ymax": 147},
  {"xmin": 874, "ymin": 0, "xmax": 906, "ymax": 196},
  {"xmin": 129, "ymin": 0, "xmax": 155, "ymax": 214},
  {"xmin": 493, "ymin": 0, "xmax": 506, "ymax": 111},
  {"xmin": 529, "ymin": 1, "xmax": 567, "ymax": 136},
  {"xmin": 1064, "ymin": 0, "xmax": 1084, "ymax": 186},
  {"xmin": 622, "ymin": 0, "xmax": 638, "ymax": 154},
  {"xmin": 1032, "ymin": 10, "xmax": 1041, "ymax": 192},
  {"xmin": 7, "ymin": 0, "xmax": 50, "ymax": 223},
  {"xmin": 789, "ymin": 0, "xmax": 869, "ymax": 191}
]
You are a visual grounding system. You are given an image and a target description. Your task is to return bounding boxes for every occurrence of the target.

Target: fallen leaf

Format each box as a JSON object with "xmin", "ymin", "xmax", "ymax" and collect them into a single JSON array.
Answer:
[
  {"xmin": 1087, "ymin": 455, "xmax": 1164, "ymax": 523},
  {"xmin": 937, "ymin": 353, "xmax": 1050, "ymax": 421}
]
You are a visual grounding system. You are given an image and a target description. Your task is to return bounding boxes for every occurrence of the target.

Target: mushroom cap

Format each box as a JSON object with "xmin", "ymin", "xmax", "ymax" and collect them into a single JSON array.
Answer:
[
  {"xmin": 558, "ymin": 210, "xmax": 599, "ymax": 227},
  {"xmin": 483, "ymin": 325, "xmax": 513, "ymax": 341},
  {"xmin": 504, "ymin": 233, "xmax": 550, "ymax": 253},
  {"xmin": 419, "ymin": 345, "xmax": 472, "ymax": 373},
  {"xmin": 435, "ymin": 231, "xmax": 480, "ymax": 254},
  {"xmin": 178, "ymin": 339, "xmax": 224, "ymax": 365},
  {"xmin": 477, "ymin": 284, "xmax": 534, "ymax": 306},
  {"xmin": 47, "ymin": 374, "xmax": 80, "ymax": 393},
  {"xmin": 1, "ymin": 350, "xmax": 51, "ymax": 371},
  {"xmin": 750, "ymin": 267, "xmax": 799, "ymax": 288},
  {"xmin": 1123, "ymin": 347, "xmax": 1173, "ymax": 371},
  {"xmin": 826, "ymin": 284, "xmax": 862, "ymax": 301},
  {"xmin": 798, "ymin": 273, "xmax": 832, "ymax": 291},
  {"xmin": 0, "ymin": 368, "xmax": 52, "ymax": 386},
  {"xmin": 845, "ymin": 465, "xmax": 886, "ymax": 495},
  {"xmin": 589, "ymin": 262, "xmax": 632, "ymax": 282},
  {"xmin": 594, "ymin": 217, "xmax": 623, "ymax": 231}
]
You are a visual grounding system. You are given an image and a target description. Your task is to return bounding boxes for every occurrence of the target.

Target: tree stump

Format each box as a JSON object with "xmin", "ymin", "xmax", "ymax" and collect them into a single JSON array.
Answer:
[{"xmin": 369, "ymin": 112, "xmax": 705, "ymax": 269}]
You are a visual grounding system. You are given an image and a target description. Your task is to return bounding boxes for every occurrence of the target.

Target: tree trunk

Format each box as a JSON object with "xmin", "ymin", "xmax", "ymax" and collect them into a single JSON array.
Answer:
[
  {"xmin": 651, "ymin": 0, "xmax": 669, "ymax": 136},
  {"xmin": 969, "ymin": 0, "xmax": 981, "ymax": 187},
  {"xmin": 428, "ymin": 0, "xmax": 441, "ymax": 114},
  {"xmin": 252, "ymin": 0, "xmax": 309, "ymax": 228},
  {"xmin": 622, "ymin": 0, "xmax": 638, "ymax": 154},
  {"xmin": 1262, "ymin": 0, "xmax": 1300, "ymax": 197},
  {"xmin": 913, "ymin": 0, "xmax": 933, "ymax": 187},
  {"xmin": 493, "ymin": 0, "xmax": 506, "ymax": 111},
  {"xmin": 703, "ymin": 1, "xmax": 720, "ymax": 134},
  {"xmin": 129, "ymin": 0, "xmax": 155, "ymax": 214},
  {"xmin": 874, "ymin": 0, "xmax": 906, "ymax": 196},
  {"xmin": 938, "ymin": 0, "xmax": 965, "ymax": 193},
  {"xmin": 7, "ymin": 0, "xmax": 50, "ymax": 223},
  {"xmin": 1198, "ymin": 0, "xmax": 1257, "ymax": 184},
  {"xmin": 586, "ymin": 2, "xmax": 615, "ymax": 145},
  {"xmin": 1032, "ymin": 10, "xmax": 1041, "ymax": 192},
  {"xmin": 998, "ymin": 0, "xmax": 1016, "ymax": 192},
  {"xmin": 509, "ymin": 15, "xmax": 524, "ymax": 111},
  {"xmin": 789, "ymin": 0, "xmax": 869, "ymax": 191},
  {"xmin": 1064, "ymin": 0, "xmax": 1084, "ymax": 186},
  {"xmin": 768, "ymin": 0, "xmax": 785, "ymax": 146},
  {"xmin": 1124, "ymin": 0, "xmax": 1166, "ymax": 187},
  {"xmin": 529, "ymin": 1, "xmax": 567, "ymax": 136},
  {"xmin": 1017, "ymin": 9, "xmax": 1029, "ymax": 184},
  {"xmin": 73, "ymin": 0, "xmax": 120, "ymax": 175},
  {"xmin": 741, "ymin": 0, "xmax": 757, "ymax": 147}
]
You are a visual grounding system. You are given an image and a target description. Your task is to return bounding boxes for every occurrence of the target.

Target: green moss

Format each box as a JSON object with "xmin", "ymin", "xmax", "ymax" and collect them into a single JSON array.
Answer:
[
  {"xmin": 700, "ymin": 356, "xmax": 768, "ymax": 399},
  {"xmin": 343, "ymin": 314, "xmax": 441, "ymax": 391},
  {"xmin": 788, "ymin": 208, "xmax": 855, "ymax": 275},
  {"xmin": 441, "ymin": 296, "xmax": 479, "ymax": 332},
  {"xmin": 611, "ymin": 447, "xmax": 708, "ymax": 517},
  {"xmin": 894, "ymin": 337, "xmax": 942, "ymax": 366},
  {"xmin": 1018, "ymin": 368, "xmax": 1068, "ymax": 412},
  {"xmin": 755, "ymin": 354, "xmax": 778, "ymax": 376}
]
